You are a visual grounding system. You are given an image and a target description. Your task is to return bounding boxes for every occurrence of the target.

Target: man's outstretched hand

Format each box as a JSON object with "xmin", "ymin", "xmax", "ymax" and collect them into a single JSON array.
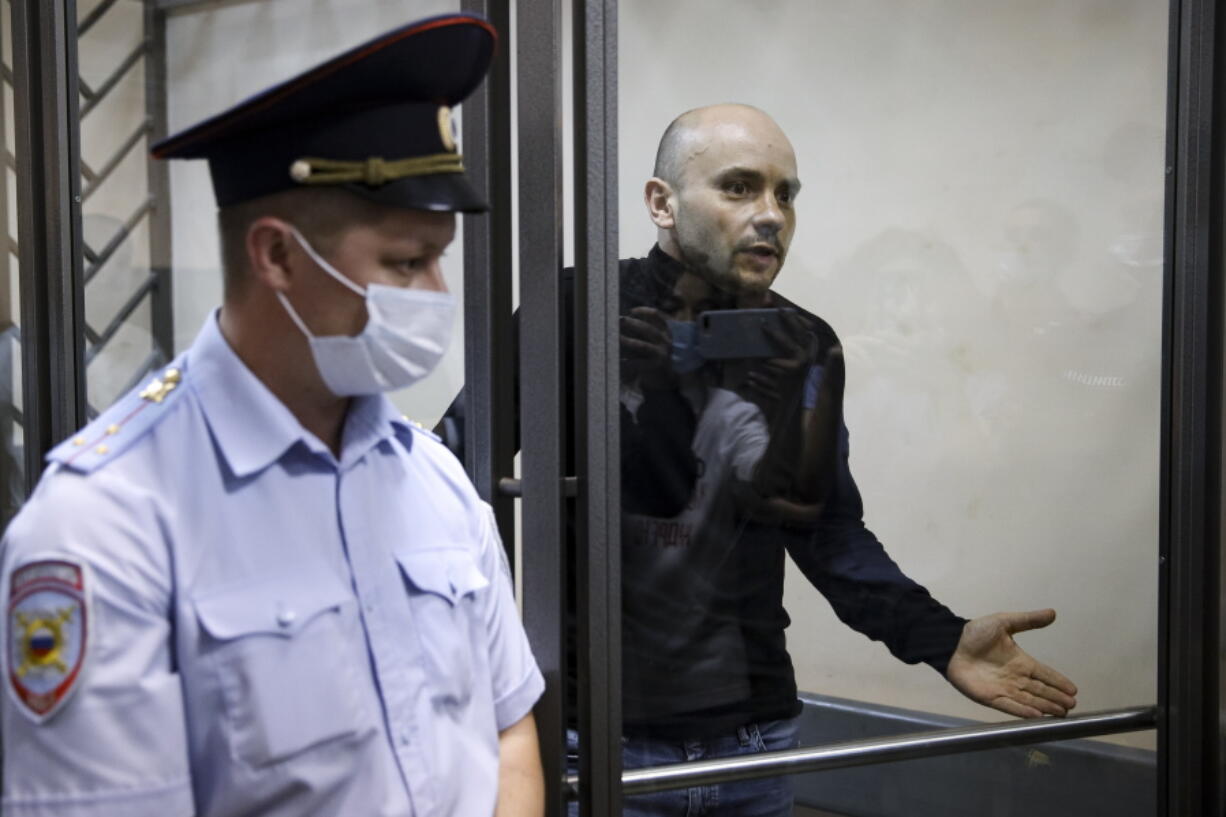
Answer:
[{"xmin": 945, "ymin": 609, "xmax": 1078, "ymax": 719}]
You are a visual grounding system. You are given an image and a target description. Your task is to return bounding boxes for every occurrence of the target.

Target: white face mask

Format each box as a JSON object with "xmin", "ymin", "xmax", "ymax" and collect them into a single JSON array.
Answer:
[{"xmin": 278, "ymin": 227, "xmax": 456, "ymax": 396}]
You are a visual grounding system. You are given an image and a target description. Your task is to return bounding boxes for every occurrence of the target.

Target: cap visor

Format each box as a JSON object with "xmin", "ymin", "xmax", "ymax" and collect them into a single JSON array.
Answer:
[{"xmin": 343, "ymin": 173, "xmax": 488, "ymax": 213}]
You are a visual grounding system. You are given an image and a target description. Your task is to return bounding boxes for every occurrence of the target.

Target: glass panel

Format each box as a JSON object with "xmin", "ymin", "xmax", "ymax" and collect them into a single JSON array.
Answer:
[
  {"xmin": 76, "ymin": 0, "xmax": 164, "ymax": 416},
  {"xmin": 612, "ymin": 1, "xmax": 1164, "ymax": 812},
  {"xmin": 0, "ymin": 0, "xmax": 23, "ymax": 524}
]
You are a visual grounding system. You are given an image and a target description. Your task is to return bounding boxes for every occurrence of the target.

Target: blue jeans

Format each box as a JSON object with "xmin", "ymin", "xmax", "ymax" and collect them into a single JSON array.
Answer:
[{"xmin": 566, "ymin": 718, "xmax": 800, "ymax": 817}]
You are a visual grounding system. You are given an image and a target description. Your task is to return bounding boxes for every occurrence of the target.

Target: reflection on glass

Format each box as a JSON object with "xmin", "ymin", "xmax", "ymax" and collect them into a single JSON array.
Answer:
[
  {"xmin": 0, "ymin": 0, "xmax": 22, "ymax": 524},
  {"xmin": 77, "ymin": 0, "xmax": 168, "ymax": 416},
  {"xmin": 608, "ymin": 0, "xmax": 1164, "ymax": 812}
]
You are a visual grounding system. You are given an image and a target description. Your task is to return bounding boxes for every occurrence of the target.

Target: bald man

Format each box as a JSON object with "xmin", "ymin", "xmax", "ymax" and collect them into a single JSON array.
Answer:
[{"xmin": 452, "ymin": 104, "xmax": 1078, "ymax": 817}]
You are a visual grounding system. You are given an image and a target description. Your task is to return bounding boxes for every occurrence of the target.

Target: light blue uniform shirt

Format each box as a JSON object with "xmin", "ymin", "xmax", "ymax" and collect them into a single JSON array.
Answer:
[{"xmin": 0, "ymin": 313, "xmax": 544, "ymax": 817}]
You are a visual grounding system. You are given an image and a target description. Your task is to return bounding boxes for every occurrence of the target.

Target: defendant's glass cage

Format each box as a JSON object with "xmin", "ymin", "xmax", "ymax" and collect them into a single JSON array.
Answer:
[{"xmin": 2, "ymin": 1, "xmax": 1221, "ymax": 816}]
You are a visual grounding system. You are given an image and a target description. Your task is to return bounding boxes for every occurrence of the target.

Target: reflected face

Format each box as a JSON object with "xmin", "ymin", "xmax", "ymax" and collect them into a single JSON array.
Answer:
[
  {"xmin": 660, "ymin": 271, "xmax": 727, "ymax": 322},
  {"xmin": 292, "ymin": 207, "xmax": 455, "ymax": 338},
  {"xmin": 670, "ymin": 112, "xmax": 800, "ymax": 296}
]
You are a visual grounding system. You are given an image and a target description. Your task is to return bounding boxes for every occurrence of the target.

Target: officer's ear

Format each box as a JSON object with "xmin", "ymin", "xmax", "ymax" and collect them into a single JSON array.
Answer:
[
  {"xmin": 246, "ymin": 217, "xmax": 297, "ymax": 294},
  {"xmin": 645, "ymin": 177, "xmax": 676, "ymax": 229}
]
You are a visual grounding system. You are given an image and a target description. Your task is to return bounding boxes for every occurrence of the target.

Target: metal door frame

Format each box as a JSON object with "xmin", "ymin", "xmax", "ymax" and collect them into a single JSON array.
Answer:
[{"xmin": 504, "ymin": 0, "xmax": 1225, "ymax": 814}]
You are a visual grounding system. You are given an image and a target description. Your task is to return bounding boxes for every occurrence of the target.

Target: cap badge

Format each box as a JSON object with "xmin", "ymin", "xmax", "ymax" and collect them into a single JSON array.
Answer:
[{"xmin": 437, "ymin": 105, "xmax": 458, "ymax": 153}]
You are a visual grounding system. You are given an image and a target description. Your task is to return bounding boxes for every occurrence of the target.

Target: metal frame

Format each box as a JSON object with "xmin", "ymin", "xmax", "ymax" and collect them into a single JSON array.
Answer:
[
  {"xmin": 1159, "ymin": 0, "xmax": 1224, "ymax": 813},
  {"xmin": 0, "ymin": 0, "xmax": 1219, "ymax": 812},
  {"xmin": 11, "ymin": 0, "xmax": 87, "ymax": 485},
  {"xmin": 0, "ymin": 0, "xmax": 174, "ymax": 505},
  {"xmin": 566, "ymin": 706, "xmax": 1157, "ymax": 798},
  {"xmin": 572, "ymin": 0, "xmax": 621, "ymax": 814},
  {"xmin": 75, "ymin": 0, "xmax": 174, "ymax": 418},
  {"xmin": 146, "ymin": 0, "xmax": 173, "ymax": 370},
  {"xmin": 460, "ymin": 0, "xmax": 516, "ymax": 546},
  {"xmin": 156, "ymin": 0, "xmax": 261, "ymax": 10},
  {"xmin": 790, "ymin": 693, "xmax": 1158, "ymax": 816},
  {"xmin": 545, "ymin": 0, "xmax": 1213, "ymax": 813},
  {"xmin": 0, "ymin": 0, "xmax": 23, "ymax": 522},
  {"xmin": 516, "ymin": 1, "xmax": 570, "ymax": 815}
]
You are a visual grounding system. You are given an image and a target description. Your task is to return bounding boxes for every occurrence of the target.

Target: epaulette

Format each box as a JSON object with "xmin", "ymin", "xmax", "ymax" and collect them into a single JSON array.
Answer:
[
  {"xmin": 46, "ymin": 360, "xmax": 190, "ymax": 474},
  {"xmin": 401, "ymin": 416, "xmax": 442, "ymax": 444}
]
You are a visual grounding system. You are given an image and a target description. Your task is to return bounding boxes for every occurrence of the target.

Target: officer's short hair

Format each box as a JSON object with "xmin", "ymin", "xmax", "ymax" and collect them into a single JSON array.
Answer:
[{"xmin": 216, "ymin": 188, "xmax": 388, "ymax": 300}]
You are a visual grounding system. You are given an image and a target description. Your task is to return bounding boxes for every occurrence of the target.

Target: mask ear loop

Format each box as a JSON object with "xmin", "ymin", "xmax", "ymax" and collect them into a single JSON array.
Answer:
[
  {"xmin": 276, "ymin": 291, "xmax": 317, "ymax": 340},
  {"xmin": 287, "ymin": 226, "xmax": 367, "ymax": 297}
]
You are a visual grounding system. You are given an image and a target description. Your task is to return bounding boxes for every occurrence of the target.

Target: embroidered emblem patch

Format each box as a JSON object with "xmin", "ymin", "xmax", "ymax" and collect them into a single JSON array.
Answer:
[{"xmin": 7, "ymin": 558, "xmax": 90, "ymax": 722}]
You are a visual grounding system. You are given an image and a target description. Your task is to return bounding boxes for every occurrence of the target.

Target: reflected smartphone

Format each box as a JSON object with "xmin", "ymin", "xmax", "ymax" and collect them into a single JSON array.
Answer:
[{"xmin": 696, "ymin": 308, "xmax": 791, "ymax": 360}]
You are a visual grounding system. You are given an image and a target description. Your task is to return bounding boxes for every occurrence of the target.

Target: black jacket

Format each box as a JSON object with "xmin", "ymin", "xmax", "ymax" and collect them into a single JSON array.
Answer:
[{"xmin": 444, "ymin": 245, "xmax": 966, "ymax": 737}]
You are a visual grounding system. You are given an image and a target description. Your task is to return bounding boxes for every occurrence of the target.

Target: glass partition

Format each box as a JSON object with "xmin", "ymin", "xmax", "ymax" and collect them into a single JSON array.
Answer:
[
  {"xmin": 5, "ymin": 0, "xmax": 1215, "ymax": 814},
  {"xmin": 608, "ymin": 1, "xmax": 1164, "ymax": 813},
  {"xmin": 76, "ymin": 0, "xmax": 170, "ymax": 414}
]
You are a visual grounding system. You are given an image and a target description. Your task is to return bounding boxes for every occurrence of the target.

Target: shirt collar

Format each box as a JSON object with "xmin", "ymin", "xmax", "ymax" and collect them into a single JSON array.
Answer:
[
  {"xmin": 188, "ymin": 311, "xmax": 410, "ymax": 477},
  {"xmin": 338, "ymin": 388, "xmax": 413, "ymax": 469},
  {"xmin": 631, "ymin": 244, "xmax": 735, "ymax": 312},
  {"xmin": 647, "ymin": 243, "xmax": 687, "ymax": 278}
]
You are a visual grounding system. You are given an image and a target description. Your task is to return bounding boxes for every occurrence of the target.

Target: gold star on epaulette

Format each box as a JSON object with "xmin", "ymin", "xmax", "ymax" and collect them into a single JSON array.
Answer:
[{"xmin": 139, "ymin": 368, "xmax": 182, "ymax": 404}]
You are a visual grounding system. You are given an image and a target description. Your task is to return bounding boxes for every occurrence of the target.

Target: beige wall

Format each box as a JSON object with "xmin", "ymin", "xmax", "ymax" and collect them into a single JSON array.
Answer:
[{"xmin": 616, "ymin": 0, "xmax": 1163, "ymax": 748}]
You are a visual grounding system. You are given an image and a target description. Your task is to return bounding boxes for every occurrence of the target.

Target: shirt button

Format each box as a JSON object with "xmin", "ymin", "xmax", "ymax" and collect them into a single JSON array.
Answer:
[
  {"xmin": 276, "ymin": 608, "xmax": 296, "ymax": 628},
  {"xmin": 399, "ymin": 732, "xmax": 411, "ymax": 746}
]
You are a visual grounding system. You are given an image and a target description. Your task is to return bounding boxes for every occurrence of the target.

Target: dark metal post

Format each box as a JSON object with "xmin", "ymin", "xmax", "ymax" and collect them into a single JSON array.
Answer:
[
  {"xmin": 517, "ymin": 0, "xmax": 568, "ymax": 814},
  {"xmin": 1159, "ymin": 0, "xmax": 1223, "ymax": 813},
  {"xmin": 0, "ymin": 10, "xmax": 11, "ymax": 332},
  {"xmin": 10, "ymin": 0, "xmax": 86, "ymax": 486},
  {"xmin": 145, "ymin": 0, "xmax": 173, "ymax": 368},
  {"xmin": 0, "ymin": 1, "xmax": 20, "ymax": 525},
  {"xmin": 461, "ymin": 0, "xmax": 516, "ymax": 545},
  {"xmin": 572, "ymin": 0, "xmax": 621, "ymax": 814}
]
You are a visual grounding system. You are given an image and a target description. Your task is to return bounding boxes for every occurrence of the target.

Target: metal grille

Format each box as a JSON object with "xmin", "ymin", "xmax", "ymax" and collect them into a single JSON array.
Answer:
[{"xmin": 75, "ymin": 0, "xmax": 171, "ymax": 419}]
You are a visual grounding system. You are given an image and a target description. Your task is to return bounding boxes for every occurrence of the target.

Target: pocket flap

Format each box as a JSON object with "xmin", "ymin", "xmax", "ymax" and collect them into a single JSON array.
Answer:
[
  {"xmin": 194, "ymin": 570, "xmax": 351, "ymax": 640},
  {"xmin": 396, "ymin": 548, "xmax": 490, "ymax": 604}
]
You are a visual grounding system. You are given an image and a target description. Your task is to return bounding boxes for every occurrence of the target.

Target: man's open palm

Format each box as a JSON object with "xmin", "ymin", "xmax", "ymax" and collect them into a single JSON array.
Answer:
[{"xmin": 946, "ymin": 609, "xmax": 1078, "ymax": 719}]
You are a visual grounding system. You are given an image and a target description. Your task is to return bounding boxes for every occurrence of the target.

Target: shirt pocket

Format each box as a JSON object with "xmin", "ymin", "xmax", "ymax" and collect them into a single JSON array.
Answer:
[
  {"xmin": 395, "ymin": 548, "xmax": 490, "ymax": 708},
  {"xmin": 193, "ymin": 572, "xmax": 365, "ymax": 768}
]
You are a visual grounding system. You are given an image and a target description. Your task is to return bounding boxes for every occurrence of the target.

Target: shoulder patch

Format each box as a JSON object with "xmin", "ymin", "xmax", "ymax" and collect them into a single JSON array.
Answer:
[
  {"xmin": 47, "ymin": 361, "xmax": 189, "ymax": 474},
  {"xmin": 6, "ymin": 557, "xmax": 92, "ymax": 723}
]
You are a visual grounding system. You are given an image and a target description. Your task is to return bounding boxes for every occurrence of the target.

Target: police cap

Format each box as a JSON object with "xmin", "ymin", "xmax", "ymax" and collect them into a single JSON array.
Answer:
[{"xmin": 152, "ymin": 13, "xmax": 495, "ymax": 213}]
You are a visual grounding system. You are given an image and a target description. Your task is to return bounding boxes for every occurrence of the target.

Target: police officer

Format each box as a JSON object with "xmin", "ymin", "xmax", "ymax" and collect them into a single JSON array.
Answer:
[{"xmin": 1, "ymin": 15, "xmax": 544, "ymax": 817}]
